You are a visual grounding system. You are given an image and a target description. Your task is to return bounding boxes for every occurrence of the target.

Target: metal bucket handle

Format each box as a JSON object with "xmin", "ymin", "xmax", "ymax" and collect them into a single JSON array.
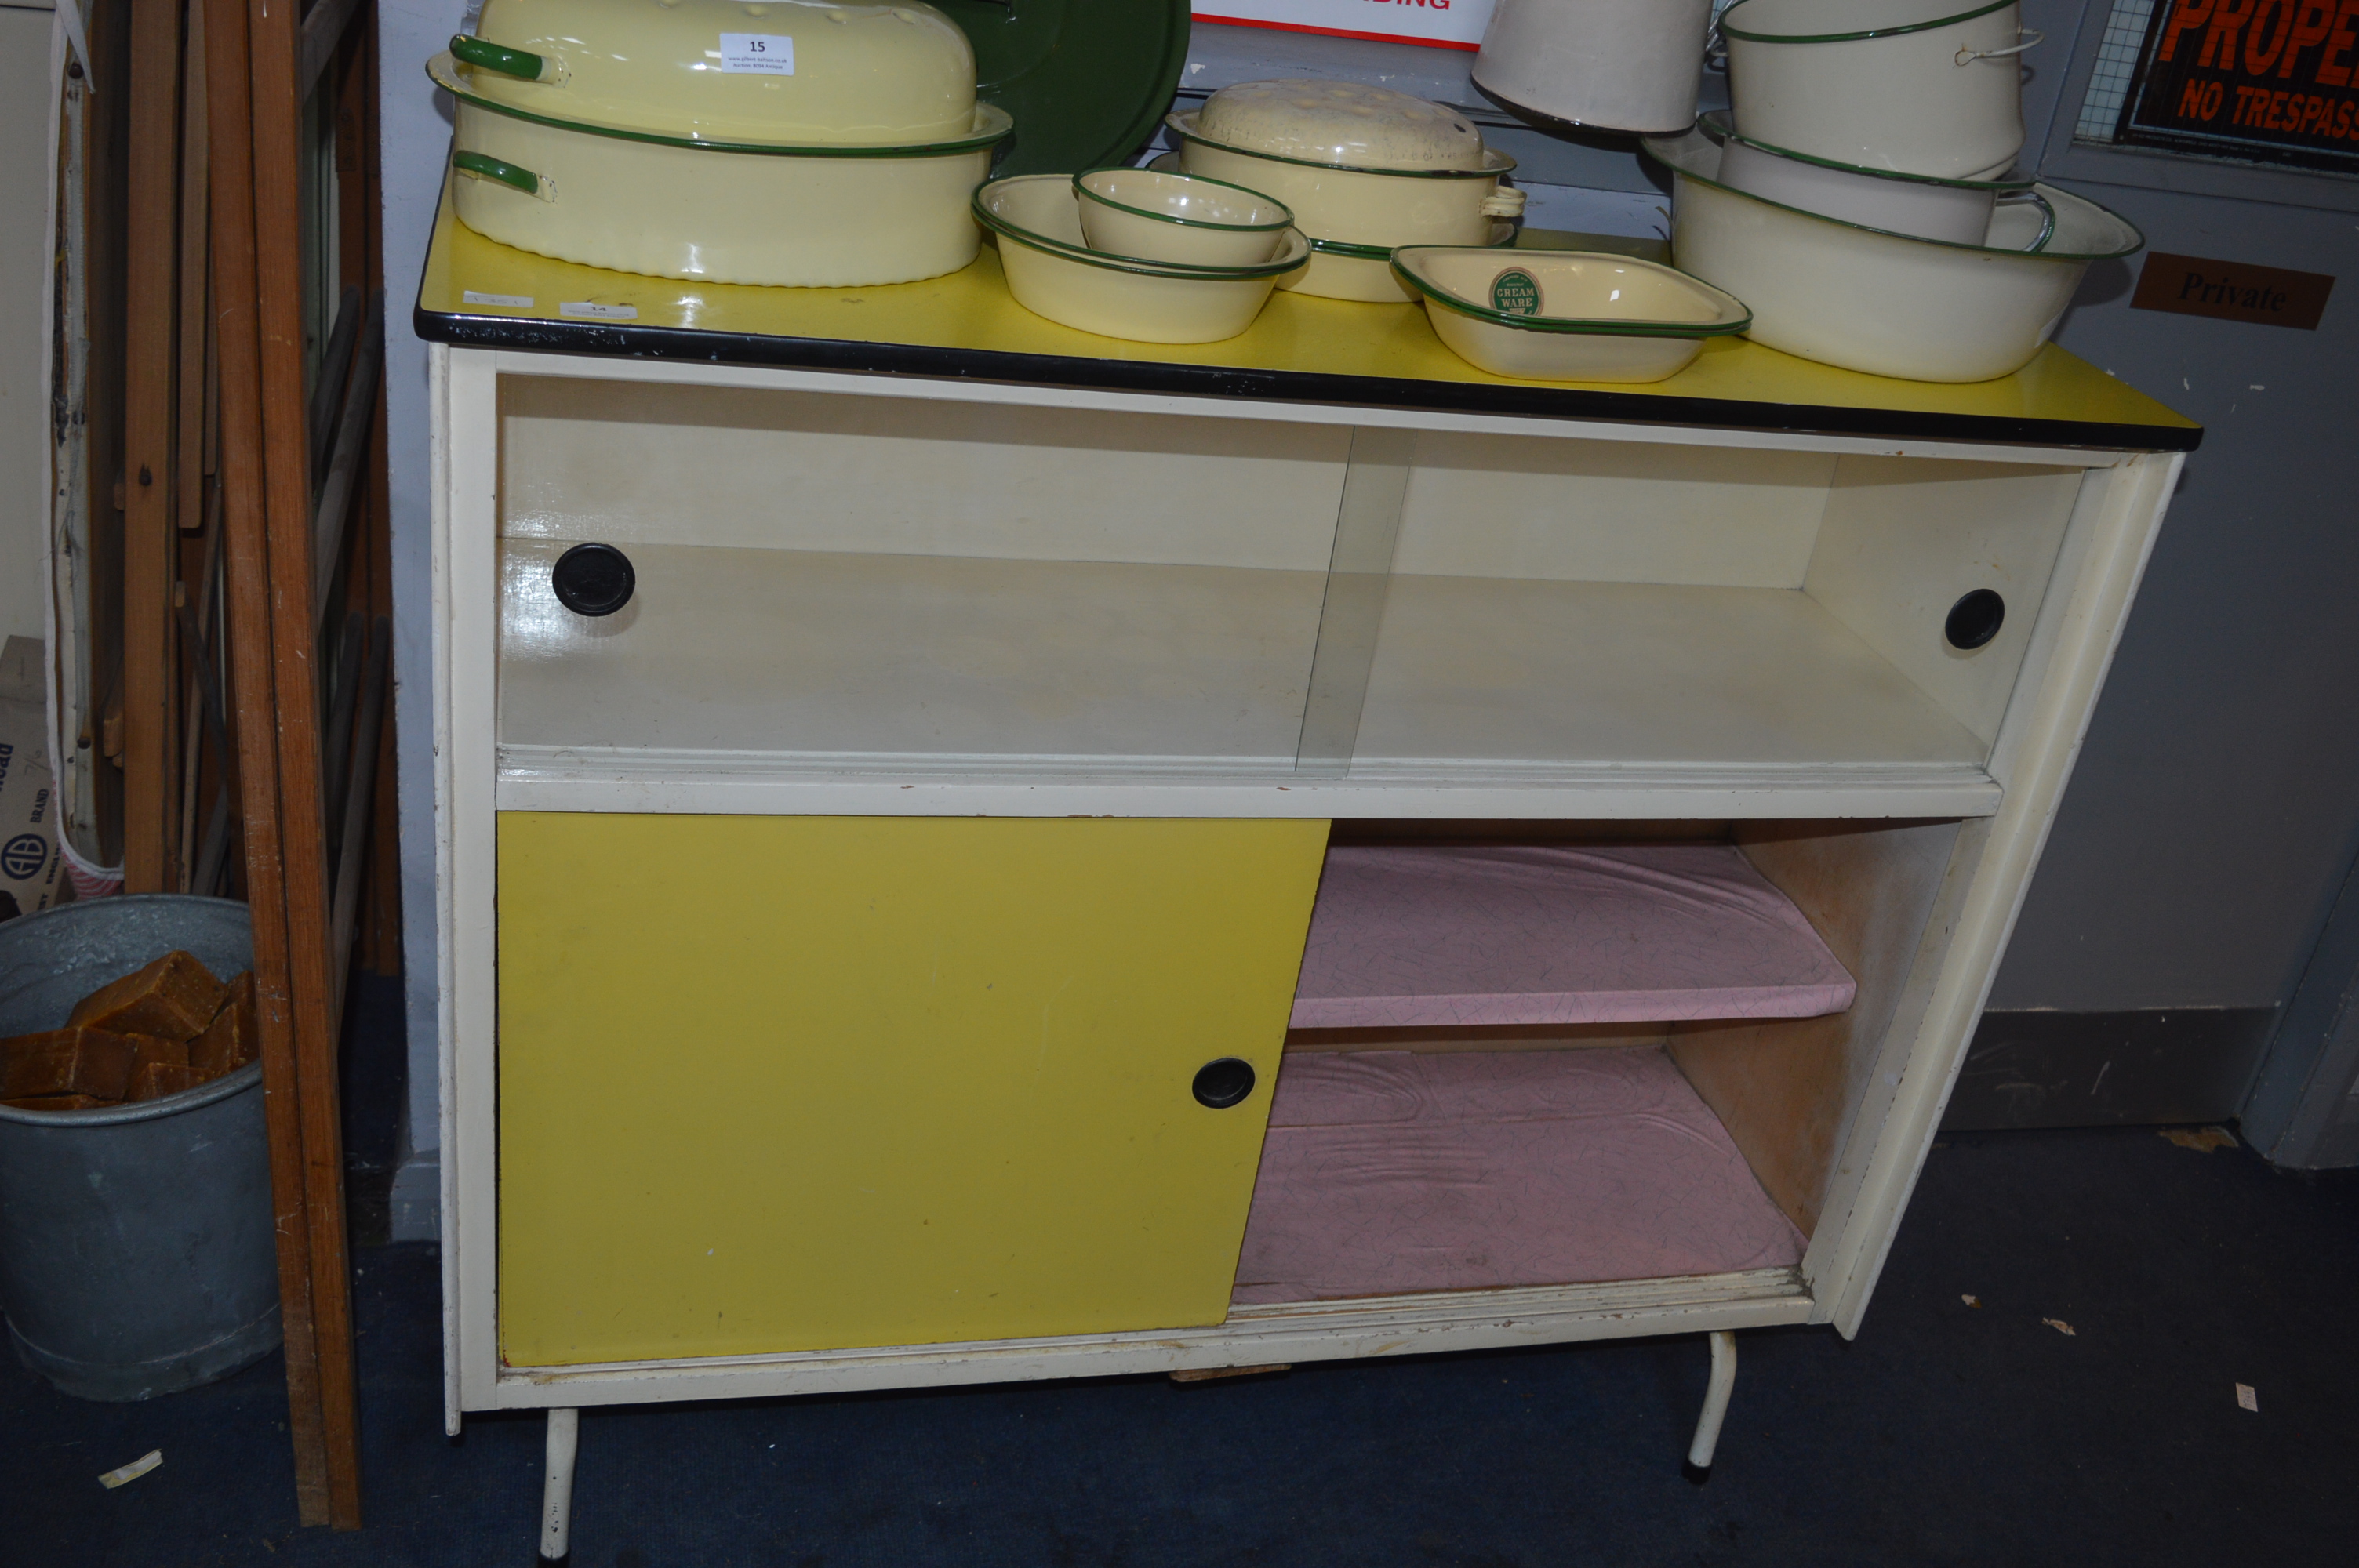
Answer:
[{"xmin": 1957, "ymin": 27, "xmax": 2043, "ymax": 65}]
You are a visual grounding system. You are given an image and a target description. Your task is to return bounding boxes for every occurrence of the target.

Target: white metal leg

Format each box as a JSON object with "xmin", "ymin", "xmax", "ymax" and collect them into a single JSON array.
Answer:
[
  {"xmin": 539, "ymin": 1406, "xmax": 580, "ymax": 1565},
  {"xmin": 1683, "ymin": 1330, "xmax": 1738, "ymax": 1484}
]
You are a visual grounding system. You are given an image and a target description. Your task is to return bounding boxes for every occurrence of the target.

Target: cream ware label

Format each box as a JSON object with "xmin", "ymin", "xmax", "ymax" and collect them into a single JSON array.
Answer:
[
  {"xmin": 717, "ymin": 34, "xmax": 794, "ymax": 74},
  {"xmin": 462, "ymin": 290, "xmax": 533, "ymax": 309},
  {"xmin": 560, "ymin": 301, "xmax": 638, "ymax": 321},
  {"xmin": 1490, "ymin": 269, "xmax": 1541, "ymax": 317}
]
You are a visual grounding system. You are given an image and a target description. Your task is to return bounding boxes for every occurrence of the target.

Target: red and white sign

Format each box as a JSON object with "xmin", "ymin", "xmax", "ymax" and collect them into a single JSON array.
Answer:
[{"xmin": 1191, "ymin": 0, "xmax": 1499, "ymax": 52}]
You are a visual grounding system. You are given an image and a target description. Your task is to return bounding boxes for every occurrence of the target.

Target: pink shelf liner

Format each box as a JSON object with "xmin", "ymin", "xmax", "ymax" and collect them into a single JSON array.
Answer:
[
  {"xmin": 1232, "ymin": 1047, "xmax": 1807, "ymax": 1306},
  {"xmin": 1289, "ymin": 844, "xmax": 1856, "ymax": 1030}
]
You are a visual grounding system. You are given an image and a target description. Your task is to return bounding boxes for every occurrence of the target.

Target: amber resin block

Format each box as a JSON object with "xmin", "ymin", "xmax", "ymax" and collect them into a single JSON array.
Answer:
[
  {"xmin": 127, "ymin": 1062, "xmax": 201, "ymax": 1102},
  {"xmin": 67, "ymin": 950, "xmax": 225, "ymax": 1040},
  {"xmin": 190, "ymin": 972, "xmax": 259, "ymax": 1081},
  {"xmin": 0, "ymin": 1029, "xmax": 137, "ymax": 1102}
]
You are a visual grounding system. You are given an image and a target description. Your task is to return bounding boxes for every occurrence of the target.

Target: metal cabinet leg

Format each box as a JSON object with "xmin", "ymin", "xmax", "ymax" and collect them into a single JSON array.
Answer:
[
  {"xmin": 539, "ymin": 1407, "xmax": 580, "ymax": 1565},
  {"xmin": 1682, "ymin": 1331, "xmax": 1738, "ymax": 1485}
]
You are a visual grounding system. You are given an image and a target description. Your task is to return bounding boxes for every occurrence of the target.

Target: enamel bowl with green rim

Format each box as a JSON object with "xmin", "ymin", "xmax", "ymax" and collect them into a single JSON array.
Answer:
[
  {"xmin": 1642, "ymin": 127, "xmax": 2141, "ymax": 382},
  {"xmin": 974, "ymin": 174, "xmax": 1310, "ymax": 344},
  {"xmin": 1143, "ymin": 150, "xmax": 1517, "ymax": 303},
  {"xmin": 1718, "ymin": 0, "xmax": 2041, "ymax": 180},
  {"xmin": 1390, "ymin": 248, "xmax": 1750, "ymax": 383},
  {"xmin": 1072, "ymin": 168, "xmax": 1294, "ymax": 269},
  {"xmin": 1704, "ymin": 111, "xmax": 2049, "ymax": 249}
]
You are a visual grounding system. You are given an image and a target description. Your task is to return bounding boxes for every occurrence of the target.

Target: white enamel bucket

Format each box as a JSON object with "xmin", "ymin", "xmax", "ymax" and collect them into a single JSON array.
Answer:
[{"xmin": 1718, "ymin": 0, "xmax": 2041, "ymax": 180}]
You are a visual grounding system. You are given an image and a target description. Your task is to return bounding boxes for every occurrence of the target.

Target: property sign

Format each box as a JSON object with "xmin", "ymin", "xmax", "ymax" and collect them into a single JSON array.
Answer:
[
  {"xmin": 2116, "ymin": 0, "xmax": 2359, "ymax": 173},
  {"xmin": 1190, "ymin": 0, "xmax": 1498, "ymax": 51}
]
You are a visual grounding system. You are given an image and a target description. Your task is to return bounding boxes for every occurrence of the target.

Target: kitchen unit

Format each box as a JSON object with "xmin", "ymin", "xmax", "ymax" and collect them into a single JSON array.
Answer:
[{"xmin": 416, "ymin": 186, "xmax": 2196, "ymax": 1554}]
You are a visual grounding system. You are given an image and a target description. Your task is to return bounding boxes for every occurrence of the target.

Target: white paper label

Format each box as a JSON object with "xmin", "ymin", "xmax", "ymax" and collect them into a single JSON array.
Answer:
[
  {"xmin": 718, "ymin": 33, "xmax": 794, "ymax": 74},
  {"xmin": 559, "ymin": 301, "xmax": 638, "ymax": 321},
  {"xmin": 462, "ymin": 290, "xmax": 534, "ymax": 309}
]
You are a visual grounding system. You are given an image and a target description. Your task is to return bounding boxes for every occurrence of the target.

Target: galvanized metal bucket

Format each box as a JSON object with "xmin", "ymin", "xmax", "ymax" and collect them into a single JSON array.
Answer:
[{"xmin": 0, "ymin": 895, "xmax": 280, "ymax": 1400}]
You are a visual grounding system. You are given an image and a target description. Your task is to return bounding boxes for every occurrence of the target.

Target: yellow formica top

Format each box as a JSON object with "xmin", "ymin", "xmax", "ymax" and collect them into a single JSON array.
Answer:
[{"xmin": 416, "ymin": 185, "xmax": 2200, "ymax": 451}]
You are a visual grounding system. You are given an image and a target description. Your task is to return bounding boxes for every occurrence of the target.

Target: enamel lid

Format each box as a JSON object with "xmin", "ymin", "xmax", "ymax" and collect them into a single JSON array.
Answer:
[
  {"xmin": 461, "ymin": 0, "xmax": 978, "ymax": 145},
  {"xmin": 1193, "ymin": 78, "xmax": 1488, "ymax": 172}
]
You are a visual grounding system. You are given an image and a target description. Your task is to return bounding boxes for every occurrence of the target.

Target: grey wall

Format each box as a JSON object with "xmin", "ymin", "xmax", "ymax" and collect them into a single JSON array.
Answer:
[
  {"xmin": 1986, "ymin": 0, "xmax": 2359, "ymax": 1013},
  {"xmin": 380, "ymin": 0, "xmax": 466, "ymax": 1239}
]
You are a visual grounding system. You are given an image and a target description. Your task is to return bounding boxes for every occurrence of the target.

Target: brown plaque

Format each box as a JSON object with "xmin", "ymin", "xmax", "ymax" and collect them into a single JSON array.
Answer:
[{"xmin": 2131, "ymin": 252, "xmax": 2335, "ymax": 329}]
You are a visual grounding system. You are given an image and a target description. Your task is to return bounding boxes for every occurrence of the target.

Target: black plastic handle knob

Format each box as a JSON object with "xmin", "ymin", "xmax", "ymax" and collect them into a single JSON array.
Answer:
[
  {"xmin": 1192, "ymin": 1058, "xmax": 1256, "ymax": 1109},
  {"xmin": 1944, "ymin": 588, "xmax": 2005, "ymax": 651},
  {"xmin": 551, "ymin": 542, "xmax": 635, "ymax": 617}
]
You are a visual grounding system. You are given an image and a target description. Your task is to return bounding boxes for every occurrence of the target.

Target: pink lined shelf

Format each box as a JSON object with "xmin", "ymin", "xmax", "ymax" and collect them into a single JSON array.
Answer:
[
  {"xmin": 1232, "ymin": 1047, "xmax": 1807, "ymax": 1306},
  {"xmin": 1289, "ymin": 844, "xmax": 1856, "ymax": 1030}
]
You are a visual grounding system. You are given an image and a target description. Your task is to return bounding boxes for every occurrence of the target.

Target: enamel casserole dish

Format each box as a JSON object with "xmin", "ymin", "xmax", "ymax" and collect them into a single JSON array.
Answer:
[
  {"xmin": 1167, "ymin": 80, "xmax": 1524, "ymax": 303},
  {"xmin": 431, "ymin": 0, "xmax": 1012, "ymax": 288}
]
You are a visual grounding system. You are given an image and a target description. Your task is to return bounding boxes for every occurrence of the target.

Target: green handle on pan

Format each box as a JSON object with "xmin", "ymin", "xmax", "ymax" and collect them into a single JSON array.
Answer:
[
  {"xmin": 453, "ymin": 150, "xmax": 544, "ymax": 199},
  {"xmin": 449, "ymin": 33, "xmax": 551, "ymax": 82}
]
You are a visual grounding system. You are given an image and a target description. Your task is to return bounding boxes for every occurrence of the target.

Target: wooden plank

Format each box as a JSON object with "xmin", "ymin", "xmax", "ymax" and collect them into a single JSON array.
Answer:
[
  {"xmin": 202, "ymin": 0, "xmax": 328, "ymax": 1520},
  {"xmin": 175, "ymin": 0, "xmax": 213, "ymax": 895},
  {"xmin": 176, "ymin": 0, "xmax": 209, "ymax": 539},
  {"xmin": 329, "ymin": 618, "xmax": 389, "ymax": 1022},
  {"xmin": 121, "ymin": 0, "xmax": 183, "ymax": 892},
  {"xmin": 244, "ymin": 0, "xmax": 362, "ymax": 1526},
  {"xmin": 340, "ymin": 17, "xmax": 402, "ymax": 978},
  {"xmin": 311, "ymin": 296, "xmax": 381, "ymax": 627}
]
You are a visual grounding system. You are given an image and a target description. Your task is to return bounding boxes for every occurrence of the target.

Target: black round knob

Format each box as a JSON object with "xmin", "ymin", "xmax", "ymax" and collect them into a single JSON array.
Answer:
[
  {"xmin": 1944, "ymin": 588, "xmax": 2005, "ymax": 651},
  {"xmin": 1191, "ymin": 1058, "xmax": 1256, "ymax": 1109},
  {"xmin": 551, "ymin": 542, "xmax": 635, "ymax": 617}
]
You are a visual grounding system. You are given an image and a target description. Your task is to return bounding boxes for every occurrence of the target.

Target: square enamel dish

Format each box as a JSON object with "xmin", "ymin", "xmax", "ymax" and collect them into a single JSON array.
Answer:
[
  {"xmin": 1073, "ymin": 169, "xmax": 1294, "ymax": 269},
  {"xmin": 1642, "ymin": 128, "xmax": 2141, "ymax": 383},
  {"xmin": 1390, "ymin": 249, "xmax": 1750, "ymax": 383},
  {"xmin": 973, "ymin": 175, "xmax": 1311, "ymax": 344}
]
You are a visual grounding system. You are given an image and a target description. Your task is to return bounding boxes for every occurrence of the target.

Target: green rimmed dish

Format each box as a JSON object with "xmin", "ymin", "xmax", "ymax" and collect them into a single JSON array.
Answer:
[
  {"xmin": 1391, "ymin": 247, "xmax": 1750, "ymax": 383},
  {"xmin": 1072, "ymin": 168, "xmax": 1294, "ymax": 269},
  {"xmin": 974, "ymin": 173, "xmax": 1310, "ymax": 344}
]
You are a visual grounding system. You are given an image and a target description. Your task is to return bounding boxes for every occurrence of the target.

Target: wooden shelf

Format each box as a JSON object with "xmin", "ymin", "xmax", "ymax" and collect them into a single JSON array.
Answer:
[{"xmin": 1291, "ymin": 844, "xmax": 1856, "ymax": 1030}]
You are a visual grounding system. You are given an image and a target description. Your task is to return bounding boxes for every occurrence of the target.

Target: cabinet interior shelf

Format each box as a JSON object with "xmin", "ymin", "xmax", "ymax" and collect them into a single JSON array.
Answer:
[
  {"xmin": 500, "ymin": 550, "xmax": 1995, "ymax": 787},
  {"xmin": 1234, "ymin": 1047, "xmax": 1808, "ymax": 1307},
  {"xmin": 1291, "ymin": 843, "xmax": 1858, "ymax": 1029}
]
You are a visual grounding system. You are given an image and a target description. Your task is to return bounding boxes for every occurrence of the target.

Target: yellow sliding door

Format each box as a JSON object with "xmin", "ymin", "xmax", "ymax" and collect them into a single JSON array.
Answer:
[{"xmin": 496, "ymin": 812, "xmax": 1329, "ymax": 1366}]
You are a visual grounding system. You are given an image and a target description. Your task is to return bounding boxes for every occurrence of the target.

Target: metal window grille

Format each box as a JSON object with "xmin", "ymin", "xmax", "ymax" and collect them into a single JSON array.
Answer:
[{"xmin": 2075, "ymin": 0, "xmax": 2160, "ymax": 141}]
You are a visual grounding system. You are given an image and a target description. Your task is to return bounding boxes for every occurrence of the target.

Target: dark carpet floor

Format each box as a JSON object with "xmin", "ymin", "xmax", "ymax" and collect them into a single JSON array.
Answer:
[{"xmin": 8, "ymin": 1120, "xmax": 2357, "ymax": 1566}]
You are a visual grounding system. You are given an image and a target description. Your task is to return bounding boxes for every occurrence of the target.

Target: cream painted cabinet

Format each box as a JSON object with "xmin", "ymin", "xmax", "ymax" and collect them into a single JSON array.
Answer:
[{"xmin": 419, "ymin": 201, "xmax": 2195, "ymax": 1544}]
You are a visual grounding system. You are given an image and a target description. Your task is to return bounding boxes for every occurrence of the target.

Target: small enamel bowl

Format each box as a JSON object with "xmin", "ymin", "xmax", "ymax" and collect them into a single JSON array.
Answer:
[
  {"xmin": 1072, "ymin": 168, "xmax": 1295, "ymax": 268},
  {"xmin": 1391, "ymin": 247, "xmax": 1750, "ymax": 383},
  {"xmin": 976, "ymin": 175, "xmax": 1310, "ymax": 344}
]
